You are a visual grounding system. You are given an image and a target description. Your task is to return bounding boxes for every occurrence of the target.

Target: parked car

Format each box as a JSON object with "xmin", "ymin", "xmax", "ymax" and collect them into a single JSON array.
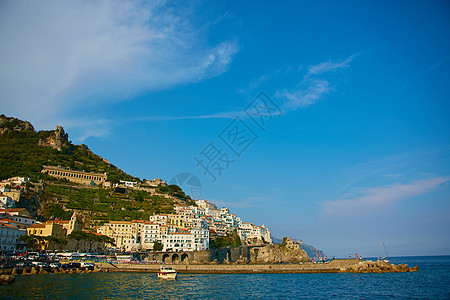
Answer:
[
  {"xmin": 15, "ymin": 261, "xmax": 33, "ymax": 268},
  {"xmin": 62, "ymin": 262, "xmax": 82, "ymax": 270},
  {"xmin": 31, "ymin": 261, "xmax": 50, "ymax": 268},
  {"xmin": 80, "ymin": 262, "xmax": 95, "ymax": 270},
  {"xmin": 0, "ymin": 262, "xmax": 14, "ymax": 269},
  {"xmin": 49, "ymin": 262, "xmax": 62, "ymax": 268},
  {"xmin": 27, "ymin": 252, "xmax": 40, "ymax": 260}
]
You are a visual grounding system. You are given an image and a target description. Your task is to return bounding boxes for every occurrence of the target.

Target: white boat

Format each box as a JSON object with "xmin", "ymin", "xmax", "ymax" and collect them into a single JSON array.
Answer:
[{"xmin": 157, "ymin": 266, "xmax": 177, "ymax": 279}]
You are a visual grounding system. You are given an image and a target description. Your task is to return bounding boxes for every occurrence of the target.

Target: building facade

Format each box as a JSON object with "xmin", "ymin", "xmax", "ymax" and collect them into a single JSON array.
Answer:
[
  {"xmin": 0, "ymin": 221, "xmax": 26, "ymax": 251},
  {"xmin": 41, "ymin": 165, "xmax": 107, "ymax": 186}
]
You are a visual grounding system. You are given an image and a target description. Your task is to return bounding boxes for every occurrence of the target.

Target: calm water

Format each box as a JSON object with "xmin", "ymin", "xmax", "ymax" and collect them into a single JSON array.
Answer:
[{"xmin": 1, "ymin": 256, "xmax": 449, "ymax": 299}]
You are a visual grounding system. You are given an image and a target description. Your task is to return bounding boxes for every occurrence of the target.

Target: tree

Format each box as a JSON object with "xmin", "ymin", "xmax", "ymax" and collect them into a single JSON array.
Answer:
[
  {"xmin": 153, "ymin": 241, "xmax": 163, "ymax": 251},
  {"xmin": 19, "ymin": 234, "xmax": 67, "ymax": 251},
  {"xmin": 19, "ymin": 235, "xmax": 41, "ymax": 251},
  {"xmin": 157, "ymin": 185, "xmax": 186, "ymax": 198},
  {"xmin": 98, "ymin": 235, "xmax": 116, "ymax": 247},
  {"xmin": 68, "ymin": 230, "xmax": 115, "ymax": 252},
  {"xmin": 209, "ymin": 230, "xmax": 242, "ymax": 249},
  {"xmin": 45, "ymin": 235, "xmax": 68, "ymax": 251}
]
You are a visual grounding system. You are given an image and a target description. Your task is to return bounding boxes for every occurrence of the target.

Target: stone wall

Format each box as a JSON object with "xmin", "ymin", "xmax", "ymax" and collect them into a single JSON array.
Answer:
[{"xmin": 137, "ymin": 246, "xmax": 257, "ymax": 264}]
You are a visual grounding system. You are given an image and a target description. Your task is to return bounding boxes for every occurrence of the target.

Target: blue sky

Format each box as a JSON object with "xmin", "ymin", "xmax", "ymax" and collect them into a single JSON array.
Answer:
[{"xmin": 1, "ymin": 0, "xmax": 449, "ymax": 257}]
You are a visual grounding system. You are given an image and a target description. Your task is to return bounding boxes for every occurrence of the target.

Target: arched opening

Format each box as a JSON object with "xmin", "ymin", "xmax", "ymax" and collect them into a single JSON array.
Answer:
[
  {"xmin": 181, "ymin": 253, "xmax": 189, "ymax": 263},
  {"xmin": 214, "ymin": 251, "xmax": 219, "ymax": 261},
  {"xmin": 162, "ymin": 254, "xmax": 169, "ymax": 263},
  {"xmin": 227, "ymin": 250, "xmax": 231, "ymax": 262},
  {"xmin": 172, "ymin": 254, "xmax": 179, "ymax": 263}
]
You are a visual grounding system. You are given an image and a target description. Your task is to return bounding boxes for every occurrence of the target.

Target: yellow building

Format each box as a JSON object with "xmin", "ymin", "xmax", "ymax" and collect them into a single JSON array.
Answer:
[
  {"xmin": 97, "ymin": 221, "xmax": 140, "ymax": 251},
  {"xmin": 169, "ymin": 216, "xmax": 189, "ymax": 229},
  {"xmin": 26, "ymin": 221, "xmax": 67, "ymax": 239}
]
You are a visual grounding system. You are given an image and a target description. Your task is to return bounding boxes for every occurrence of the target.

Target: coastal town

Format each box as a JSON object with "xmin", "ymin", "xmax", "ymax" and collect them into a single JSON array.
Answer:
[
  {"xmin": 0, "ymin": 118, "xmax": 420, "ymax": 285},
  {"xmin": 0, "ymin": 172, "xmax": 271, "ymax": 255}
]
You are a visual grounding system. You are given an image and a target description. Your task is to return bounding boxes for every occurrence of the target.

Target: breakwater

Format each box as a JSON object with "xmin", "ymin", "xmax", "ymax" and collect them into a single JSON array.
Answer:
[
  {"xmin": 0, "ymin": 265, "xmax": 105, "ymax": 278},
  {"xmin": 96, "ymin": 258, "xmax": 418, "ymax": 274}
]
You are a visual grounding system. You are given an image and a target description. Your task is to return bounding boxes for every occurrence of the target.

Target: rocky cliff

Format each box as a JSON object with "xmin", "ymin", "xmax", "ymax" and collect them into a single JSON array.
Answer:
[
  {"xmin": 38, "ymin": 125, "xmax": 71, "ymax": 151},
  {"xmin": 0, "ymin": 115, "xmax": 34, "ymax": 134},
  {"xmin": 249, "ymin": 237, "xmax": 310, "ymax": 263}
]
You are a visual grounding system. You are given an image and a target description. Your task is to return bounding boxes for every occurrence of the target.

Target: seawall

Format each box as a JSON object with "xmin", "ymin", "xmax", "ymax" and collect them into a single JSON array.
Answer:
[
  {"xmin": 97, "ymin": 262, "xmax": 341, "ymax": 274},
  {"xmin": 97, "ymin": 258, "xmax": 418, "ymax": 274}
]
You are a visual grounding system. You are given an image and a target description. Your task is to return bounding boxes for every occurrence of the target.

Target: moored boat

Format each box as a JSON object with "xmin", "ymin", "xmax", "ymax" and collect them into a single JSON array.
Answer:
[{"xmin": 157, "ymin": 266, "xmax": 177, "ymax": 279}]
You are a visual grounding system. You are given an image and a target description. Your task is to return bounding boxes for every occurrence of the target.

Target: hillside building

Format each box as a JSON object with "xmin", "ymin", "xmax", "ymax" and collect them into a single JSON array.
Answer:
[
  {"xmin": 54, "ymin": 212, "xmax": 80, "ymax": 235},
  {"xmin": 41, "ymin": 165, "xmax": 107, "ymax": 186},
  {"xmin": 0, "ymin": 194, "xmax": 15, "ymax": 208},
  {"xmin": 0, "ymin": 221, "xmax": 26, "ymax": 251},
  {"xmin": 26, "ymin": 221, "xmax": 67, "ymax": 239}
]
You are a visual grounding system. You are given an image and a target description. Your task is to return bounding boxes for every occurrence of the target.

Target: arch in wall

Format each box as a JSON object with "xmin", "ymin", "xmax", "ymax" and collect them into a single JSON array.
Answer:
[
  {"xmin": 172, "ymin": 254, "xmax": 179, "ymax": 263},
  {"xmin": 162, "ymin": 254, "xmax": 169, "ymax": 263}
]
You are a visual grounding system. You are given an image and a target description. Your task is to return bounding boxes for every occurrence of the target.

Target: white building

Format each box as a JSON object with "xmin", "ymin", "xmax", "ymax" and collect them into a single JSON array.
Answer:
[
  {"xmin": 141, "ymin": 223, "xmax": 162, "ymax": 250},
  {"xmin": 1, "ymin": 177, "xmax": 29, "ymax": 186},
  {"xmin": 0, "ymin": 221, "xmax": 26, "ymax": 251},
  {"xmin": 119, "ymin": 180, "xmax": 138, "ymax": 188},
  {"xmin": 149, "ymin": 214, "xmax": 169, "ymax": 224},
  {"xmin": 0, "ymin": 194, "xmax": 15, "ymax": 209},
  {"xmin": 0, "ymin": 208, "xmax": 36, "ymax": 229},
  {"xmin": 162, "ymin": 228, "xmax": 209, "ymax": 252},
  {"xmin": 196, "ymin": 200, "xmax": 217, "ymax": 210},
  {"xmin": 237, "ymin": 223, "xmax": 272, "ymax": 244}
]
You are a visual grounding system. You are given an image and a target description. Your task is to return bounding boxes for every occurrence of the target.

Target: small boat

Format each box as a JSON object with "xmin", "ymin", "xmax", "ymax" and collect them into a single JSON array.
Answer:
[{"xmin": 157, "ymin": 266, "xmax": 177, "ymax": 279}]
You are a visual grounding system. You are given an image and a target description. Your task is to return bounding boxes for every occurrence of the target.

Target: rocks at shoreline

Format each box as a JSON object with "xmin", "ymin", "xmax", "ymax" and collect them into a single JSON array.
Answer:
[
  {"xmin": 339, "ymin": 259, "xmax": 419, "ymax": 273},
  {"xmin": 2, "ymin": 265, "xmax": 106, "ymax": 280},
  {"xmin": 0, "ymin": 274, "xmax": 15, "ymax": 285}
]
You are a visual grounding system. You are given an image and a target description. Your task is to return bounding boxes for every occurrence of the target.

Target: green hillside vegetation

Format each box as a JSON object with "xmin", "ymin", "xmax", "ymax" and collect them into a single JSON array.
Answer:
[
  {"xmin": 0, "ymin": 115, "xmax": 194, "ymax": 229},
  {"xmin": 209, "ymin": 230, "xmax": 242, "ymax": 249},
  {"xmin": 0, "ymin": 115, "xmax": 137, "ymax": 182},
  {"xmin": 39, "ymin": 183, "xmax": 178, "ymax": 226}
]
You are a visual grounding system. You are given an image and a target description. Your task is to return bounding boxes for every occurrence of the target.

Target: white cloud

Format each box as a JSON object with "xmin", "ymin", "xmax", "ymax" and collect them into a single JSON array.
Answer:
[
  {"xmin": 278, "ymin": 79, "xmax": 331, "ymax": 110},
  {"xmin": 277, "ymin": 54, "xmax": 357, "ymax": 110},
  {"xmin": 56, "ymin": 117, "xmax": 114, "ymax": 143},
  {"xmin": 307, "ymin": 54, "xmax": 357, "ymax": 76},
  {"xmin": 0, "ymin": 0, "xmax": 238, "ymax": 124},
  {"xmin": 322, "ymin": 176, "xmax": 450, "ymax": 215}
]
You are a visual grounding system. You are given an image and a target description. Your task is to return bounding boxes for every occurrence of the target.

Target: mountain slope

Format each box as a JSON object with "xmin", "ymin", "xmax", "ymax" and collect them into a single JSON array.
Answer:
[{"xmin": 0, "ymin": 114, "xmax": 136, "ymax": 182}]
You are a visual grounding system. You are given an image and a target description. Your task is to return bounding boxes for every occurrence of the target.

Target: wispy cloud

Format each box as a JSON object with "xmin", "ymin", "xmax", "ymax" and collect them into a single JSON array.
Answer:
[
  {"xmin": 307, "ymin": 54, "xmax": 358, "ymax": 76},
  {"xmin": 0, "ymin": 1, "xmax": 238, "ymax": 124},
  {"xmin": 67, "ymin": 111, "xmax": 246, "ymax": 142},
  {"xmin": 277, "ymin": 54, "xmax": 358, "ymax": 111},
  {"xmin": 278, "ymin": 79, "xmax": 331, "ymax": 110},
  {"xmin": 59, "ymin": 118, "xmax": 115, "ymax": 143},
  {"xmin": 397, "ymin": 55, "xmax": 450, "ymax": 91},
  {"xmin": 333, "ymin": 145, "xmax": 450, "ymax": 195},
  {"xmin": 321, "ymin": 176, "xmax": 450, "ymax": 215},
  {"xmin": 134, "ymin": 111, "xmax": 246, "ymax": 122}
]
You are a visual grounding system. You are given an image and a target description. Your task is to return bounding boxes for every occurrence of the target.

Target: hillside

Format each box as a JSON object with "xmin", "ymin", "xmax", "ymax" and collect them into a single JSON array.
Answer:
[
  {"xmin": 0, "ymin": 114, "xmax": 137, "ymax": 182},
  {"xmin": 0, "ymin": 115, "xmax": 192, "ymax": 229}
]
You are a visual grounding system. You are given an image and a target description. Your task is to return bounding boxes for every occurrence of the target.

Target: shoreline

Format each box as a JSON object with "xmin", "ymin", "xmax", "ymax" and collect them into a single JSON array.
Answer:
[
  {"xmin": 0, "ymin": 259, "xmax": 418, "ymax": 279},
  {"xmin": 97, "ymin": 262, "xmax": 342, "ymax": 274},
  {"xmin": 96, "ymin": 258, "xmax": 418, "ymax": 274}
]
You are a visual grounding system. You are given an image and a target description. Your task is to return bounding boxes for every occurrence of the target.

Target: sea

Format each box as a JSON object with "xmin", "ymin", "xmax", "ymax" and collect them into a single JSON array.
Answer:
[{"xmin": 1, "ymin": 256, "xmax": 449, "ymax": 299}]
